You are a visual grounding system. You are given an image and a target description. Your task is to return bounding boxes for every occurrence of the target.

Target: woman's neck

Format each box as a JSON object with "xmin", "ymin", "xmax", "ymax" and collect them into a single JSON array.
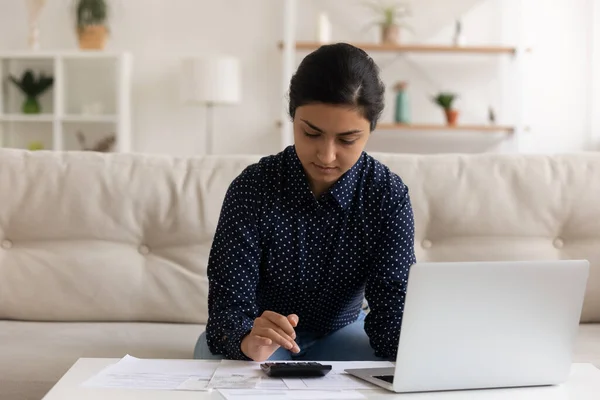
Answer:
[{"xmin": 309, "ymin": 181, "xmax": 331, "ymax": 199}]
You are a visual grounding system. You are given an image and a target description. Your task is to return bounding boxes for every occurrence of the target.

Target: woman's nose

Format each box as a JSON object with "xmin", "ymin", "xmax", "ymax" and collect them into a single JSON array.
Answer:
[{"xmin": 317, "ymin": 141, "xmax": 336, "ymax": 164}]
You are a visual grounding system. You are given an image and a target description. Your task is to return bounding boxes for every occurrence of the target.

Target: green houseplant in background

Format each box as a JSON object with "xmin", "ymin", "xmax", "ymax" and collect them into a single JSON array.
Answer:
[
  {"xmin": 28, "ymin": 141, "xmax": 45, "ymax": 151},
  {"xmin": 432, "ymin": 92, "xmax": 459, "ymax": 126},
  {"xmin": 9, "ymin": 69, "xmax": 54, "ymax": 114},
  {"xmin": 74, "ymin": 0, "xmax": 109, "ymax": 49},
  {"xmin": 363, "ymin": 0, "xmax": 413, "ymax": 44}
]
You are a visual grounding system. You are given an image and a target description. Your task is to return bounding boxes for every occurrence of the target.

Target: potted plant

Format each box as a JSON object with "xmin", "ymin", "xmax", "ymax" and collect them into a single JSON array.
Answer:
[
  {"xmin": 363, "ymin": 1, "xmax": 413, "ymax": 44},
  {"xmin": 9, "ymin": 69, "xmax": 54, "ymax": 114},
  {"xmin": 74, "ymin": 0, "xmax": 109, "ymax": 50},
  {"xmin": 432, "ymin": 92, "xmax": 459, "ymax": 125}
]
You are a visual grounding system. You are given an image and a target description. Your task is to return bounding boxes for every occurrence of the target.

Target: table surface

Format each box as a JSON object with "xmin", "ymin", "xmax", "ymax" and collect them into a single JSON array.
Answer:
[{"xmin": 42, "ymin": 358, "xmax": 600, "ymax": 400}]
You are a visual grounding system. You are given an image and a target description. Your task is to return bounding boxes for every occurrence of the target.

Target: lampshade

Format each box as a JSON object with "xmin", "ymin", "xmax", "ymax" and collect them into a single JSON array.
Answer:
[{"xmin": 180, "ymin": 55, "xmax": 241, "ymax": 105}]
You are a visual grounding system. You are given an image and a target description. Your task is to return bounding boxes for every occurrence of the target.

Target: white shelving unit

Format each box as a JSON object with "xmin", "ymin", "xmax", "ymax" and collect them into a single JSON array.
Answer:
[{"xmin": 0, "ymin": 50, "xmax": 132, "ymax": 152}]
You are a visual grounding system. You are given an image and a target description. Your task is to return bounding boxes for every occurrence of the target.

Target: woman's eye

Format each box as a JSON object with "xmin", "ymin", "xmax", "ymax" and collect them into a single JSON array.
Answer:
[
  {"xmin": 340, "ymin": 139, "xmax": 357, "ymax": 145},
  {"xmin": 304, "ymin": 131, "xmax": 319, "ymax": 138}
]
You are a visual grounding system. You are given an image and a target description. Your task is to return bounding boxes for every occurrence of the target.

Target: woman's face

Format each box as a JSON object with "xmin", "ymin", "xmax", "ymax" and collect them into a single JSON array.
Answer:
[{"xmin": 293, "ymin": 103, "xmax": 371, "ymax": 196}]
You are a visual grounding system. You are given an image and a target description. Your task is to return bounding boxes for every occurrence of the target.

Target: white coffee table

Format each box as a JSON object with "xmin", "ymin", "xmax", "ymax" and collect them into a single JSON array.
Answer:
[{"xmin": 42, "ymin": 358, "xmax": 600, "ymax": 400}]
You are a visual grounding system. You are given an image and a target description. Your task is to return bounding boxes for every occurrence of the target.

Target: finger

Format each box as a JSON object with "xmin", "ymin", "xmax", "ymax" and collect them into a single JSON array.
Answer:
[
  {"xmin": 262, "ymin": 311, "xmax": 296, "ymax": 338},
  {"xmin": 257, "ymin": 327, "xmax": 296, "ymax": 351},
  {"xmin": 287, "ymin": 314, "xmax": 299, "ymax": 327},
  {"xmin": 271, "ymin": 327, "xmax": 301, "ymax": 354}
]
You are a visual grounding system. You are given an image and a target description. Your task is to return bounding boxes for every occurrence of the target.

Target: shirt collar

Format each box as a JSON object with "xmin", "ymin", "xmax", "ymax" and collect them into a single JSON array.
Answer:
[
  {"xmin": 285, "ymin": 146, "xmax": 315, "ymax": 206},
  {"xmin": 327, "ymin": 152, "xmax": 364, "ymax": 210},
  {"xmin": 285, "ymin": 146, "xmax": 364, "ymax": 210}
]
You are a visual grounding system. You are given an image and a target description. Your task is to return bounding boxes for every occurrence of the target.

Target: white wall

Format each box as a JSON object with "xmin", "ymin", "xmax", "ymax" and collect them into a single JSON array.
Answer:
[
  {"xmin": 591, "ymin": 0, "xmax": 600, "ymax": 151},
  {"xmin": 517, "ymin": 0, "xmax": 594, "ymax": 153},
  {"xmin": 0, "ymin": 0, "xmax": 595, "ymax": 155}
]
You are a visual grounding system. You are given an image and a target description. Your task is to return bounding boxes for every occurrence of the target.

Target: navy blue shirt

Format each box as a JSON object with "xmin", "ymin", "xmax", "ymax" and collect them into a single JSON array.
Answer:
[{"xmin": 205, "ymin": 145, "xmax": 416, "ymax": 360}]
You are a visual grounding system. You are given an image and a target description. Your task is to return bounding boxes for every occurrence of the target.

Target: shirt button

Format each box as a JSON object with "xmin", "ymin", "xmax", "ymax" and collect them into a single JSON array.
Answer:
[
  {"xmin": 1, "ymin": 239, "xmax": 12, "ymax": 249},
  {"xmin": 553, "ymin": 238, "xmax": 564, "ymax": 249},
  {"xmin": 422, "ymin": 239, "xmax": 432, "ymax": 249},
  {"xmin": 139, "ymin": 245, "xmax": 150, "ymax": 255}
]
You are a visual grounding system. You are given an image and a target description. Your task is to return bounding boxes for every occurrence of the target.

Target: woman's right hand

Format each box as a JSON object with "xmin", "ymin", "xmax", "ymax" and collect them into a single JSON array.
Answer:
[{"xmin": 240, "ymin": 311, "xmax": 300, "ymax": 361}]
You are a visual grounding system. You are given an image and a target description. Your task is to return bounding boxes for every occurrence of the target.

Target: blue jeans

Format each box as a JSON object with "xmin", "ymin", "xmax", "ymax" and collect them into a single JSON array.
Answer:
[{"xmin": 194, "ymin": 311, "xmax": 387, "ymax": 361}]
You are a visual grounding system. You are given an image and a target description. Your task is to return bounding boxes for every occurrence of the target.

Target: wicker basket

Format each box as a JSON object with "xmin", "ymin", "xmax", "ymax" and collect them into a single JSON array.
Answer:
[{"xmin": 77, "ymin": 25, "xmax": 107, "ymax": 50}]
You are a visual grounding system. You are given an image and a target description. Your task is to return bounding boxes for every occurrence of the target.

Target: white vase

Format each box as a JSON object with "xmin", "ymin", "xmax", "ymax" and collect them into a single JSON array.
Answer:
[
  {"xmin": 452, "ymin": 19, "xmax": 466, "ymax": 47},
  {"xmin": 317, "ymin": 12, "xmax": 332, "ymax": 43},
  {"xmin": 25, "ymin": 0, "xmax": 47, "ymax": 50}
]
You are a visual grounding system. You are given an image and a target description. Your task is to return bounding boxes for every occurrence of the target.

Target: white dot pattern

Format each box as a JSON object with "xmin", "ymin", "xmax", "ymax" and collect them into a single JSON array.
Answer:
[{"xmin": 206, "ymin": 145, "xmax": 416, "ymax": 359}]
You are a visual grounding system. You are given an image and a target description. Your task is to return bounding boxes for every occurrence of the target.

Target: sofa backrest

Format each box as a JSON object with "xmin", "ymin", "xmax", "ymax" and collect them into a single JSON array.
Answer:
[{"xmin": 0, "ymin": 149, "xmax": 598, "ymax": 323}]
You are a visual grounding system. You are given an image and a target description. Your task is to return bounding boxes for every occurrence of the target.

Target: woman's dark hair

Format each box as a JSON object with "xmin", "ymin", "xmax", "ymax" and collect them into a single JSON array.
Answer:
[{"xmin": 288, "ymin": 43, "xmax": 385, "ymax": 132}]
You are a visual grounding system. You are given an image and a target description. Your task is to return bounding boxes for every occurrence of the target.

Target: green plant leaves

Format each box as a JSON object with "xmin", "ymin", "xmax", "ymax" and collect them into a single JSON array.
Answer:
[
  {"xmin": 75, "ymin": 0, "xmax": 108, "ymax": 29},
  {"xmin": 432, "ymin": 92, "xmax": 457, "ymax": 110},
  {"xmin": 8, "ymin": 69, "xmax": 54, "ymax": 98},
  {"xmin": 361, "ymin": 0, "xmax": 412, "ymax": 29}
]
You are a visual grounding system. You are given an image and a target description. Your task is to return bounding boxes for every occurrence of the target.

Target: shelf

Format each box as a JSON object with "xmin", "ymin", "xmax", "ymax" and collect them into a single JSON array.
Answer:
[
  {"xmin": 0, "ymin": 114, "xmax": 54, "ymax": 122},
  {"xmin": 278, "ymin": 41, "xmax": 517, "ymax": 55},
  {"xmin": 0, "ymin": 51, "xmax": 129, "ymax": 60},
  {"xmin": 376, "ymin": 123, "xmax": 515, "ymax": 133},
  {"xmin": 0, "ymin": 51, "xmax": 132, "ymax": 152},
  {"xmin": 62, "ymin": 115, "xmax": 118, "ymax": 123},
  {"xmin": 0, "ymin": 114, "xmax": 119, "ymax": 123}
]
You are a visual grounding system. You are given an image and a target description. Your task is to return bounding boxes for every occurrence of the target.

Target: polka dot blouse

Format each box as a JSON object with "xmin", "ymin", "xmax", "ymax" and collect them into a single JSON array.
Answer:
[{"xmin": 205, "ymin": 145, "xmax": 416, "ymax": 360}]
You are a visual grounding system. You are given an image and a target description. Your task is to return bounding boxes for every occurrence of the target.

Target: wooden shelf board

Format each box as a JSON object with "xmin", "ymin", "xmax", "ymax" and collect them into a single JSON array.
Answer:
[
  {"xmin": 376, "ymin": 123, "xmax": 514, "ymax": 133},
  {"xmin": 278, "ymin": 41, "xmax": 516, "ymax": 55}
]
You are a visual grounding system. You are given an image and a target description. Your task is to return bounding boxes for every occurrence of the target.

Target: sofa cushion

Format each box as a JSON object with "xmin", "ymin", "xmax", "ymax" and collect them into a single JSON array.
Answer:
[
  {"xmin": 0, "ymin": 149, "xmax": 260, "ymax": 324},
  {"xmin": 374, "ymin": 153, "xmax": 600, "ymax": 322},
  {"xmin": 0, "ymin": 320, "xmax": 204, "ymax": 400},
  {"xmin": 573, "ymin": 323, "xmax": 600, "ymax": 367}
]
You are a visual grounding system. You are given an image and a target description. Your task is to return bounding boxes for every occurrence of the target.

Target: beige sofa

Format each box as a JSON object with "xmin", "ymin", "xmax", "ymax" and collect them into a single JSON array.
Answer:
[{"xmin": 0, "ymin": 148, "xmax": 598, "ymax": 400}]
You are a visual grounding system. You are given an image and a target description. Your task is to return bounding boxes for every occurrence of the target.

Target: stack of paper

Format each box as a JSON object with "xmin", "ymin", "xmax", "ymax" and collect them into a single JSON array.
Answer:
[
  {"xmin": 81, "ymin": 355, "xmax": 393, "ymax": 400},
  {"xmin": 82, "ymin": 354, "xmax": 219, "ymax": 391}
]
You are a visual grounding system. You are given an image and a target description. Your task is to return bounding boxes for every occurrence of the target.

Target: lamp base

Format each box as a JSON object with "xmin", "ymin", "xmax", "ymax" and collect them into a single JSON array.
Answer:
[{"xmin": 205, "ymin": 103, "xmax": 214, "ymax": 155}]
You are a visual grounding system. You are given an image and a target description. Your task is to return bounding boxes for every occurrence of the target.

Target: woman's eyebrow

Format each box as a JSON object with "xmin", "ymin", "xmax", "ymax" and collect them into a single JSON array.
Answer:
[{"xmin": 301, "ymin": 119, "xmax": 363, "ymax": 136}]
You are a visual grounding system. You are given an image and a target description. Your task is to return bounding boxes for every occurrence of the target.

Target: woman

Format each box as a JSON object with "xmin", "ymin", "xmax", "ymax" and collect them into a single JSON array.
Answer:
[{"xmin": 194, "ymin": 43, "xmax": 416, "ymax": 362}]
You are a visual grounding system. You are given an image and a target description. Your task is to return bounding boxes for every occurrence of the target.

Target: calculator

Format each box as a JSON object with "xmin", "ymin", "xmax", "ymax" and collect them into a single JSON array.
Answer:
[{"xmin": 260, "ymin": 362, "xmax": 333, "ymax": 378}]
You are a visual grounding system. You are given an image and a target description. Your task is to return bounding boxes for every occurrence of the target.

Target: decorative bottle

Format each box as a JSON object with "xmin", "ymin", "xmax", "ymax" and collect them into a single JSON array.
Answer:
[{"xmin": 394, "ymin": 82, "xmax": 410, "ymax": 124}]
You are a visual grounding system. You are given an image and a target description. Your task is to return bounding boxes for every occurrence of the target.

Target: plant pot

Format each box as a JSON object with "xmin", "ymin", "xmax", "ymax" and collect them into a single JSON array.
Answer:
[
  {"xmin": 381, "ymin": 24, "xmax": 400, "ymax": 44},
  {"xmin": 445, "ymin": 109, "xmax": 459, "ymax": 125},
  {"xmin": 78, "ymin": 24, "xmax": 107, "ymax": 50},
  {"xmin": 22, "ymin": 96, "xmax": 41, "ymax": 114}
]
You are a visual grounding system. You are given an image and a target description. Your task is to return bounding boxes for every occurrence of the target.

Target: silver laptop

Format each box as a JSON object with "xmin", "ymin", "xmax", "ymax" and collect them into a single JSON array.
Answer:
[{"xmin": 346, "ymin": 260, "xmax": 589, "ymax": 393}]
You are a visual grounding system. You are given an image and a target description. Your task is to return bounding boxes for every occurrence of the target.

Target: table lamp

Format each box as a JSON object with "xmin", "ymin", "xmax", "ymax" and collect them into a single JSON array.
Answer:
[{"xmin": 181, "ymin": 55, "xmax": 241, "ymax": 154}]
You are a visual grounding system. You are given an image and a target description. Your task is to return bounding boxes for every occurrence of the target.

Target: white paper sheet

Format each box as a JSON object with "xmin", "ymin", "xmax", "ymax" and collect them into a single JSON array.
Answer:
[
  {"xmin": 218, "ymin": 389, "xmax": 366, "ymax": 400},
  {"xmin": 283, "ymin": 361, "xmax": 393, "ymax": 390},
  {"xmin": 81, "ymin": 356, "xmax": 392, "ymax": 393},
  {"xmin": 207, "ymin": 374, "xmax": 263, "ymax": 389},
  {"xmin": 209, "ymin": 360, "xmax": 288, "ymax": 390},
  {"xmin": 177, "ymin": 376, "xmax": 213, "ymax": 391},
  {"xmin": 282, "ymin": 374, "xmax": 374, "ymax": 390},
  {"xmin": 80, "ymin": 354, "xmax": 219, "ymax": 391}
]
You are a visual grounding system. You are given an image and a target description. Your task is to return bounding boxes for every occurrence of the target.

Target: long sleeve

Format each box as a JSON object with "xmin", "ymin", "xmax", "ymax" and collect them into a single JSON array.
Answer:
[
  {"xmin": 364, "ymin": 181, "xmax": 416, "ymax": 359},
  {"xmin": 205, "ymin": 166, "xmax": 263, "ymax": 360}
]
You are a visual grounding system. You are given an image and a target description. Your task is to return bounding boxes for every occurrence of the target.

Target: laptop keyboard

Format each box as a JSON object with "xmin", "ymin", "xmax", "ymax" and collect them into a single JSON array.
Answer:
[{"xmin": 374, "ymin": 375, "xmax": 394, "ymax": 384}]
